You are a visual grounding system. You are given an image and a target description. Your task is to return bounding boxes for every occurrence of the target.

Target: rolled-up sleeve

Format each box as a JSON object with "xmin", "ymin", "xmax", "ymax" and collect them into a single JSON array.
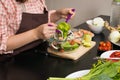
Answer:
[{"xmin": 0, "ymin": 3, "xmax": 13, "ymax": 54}]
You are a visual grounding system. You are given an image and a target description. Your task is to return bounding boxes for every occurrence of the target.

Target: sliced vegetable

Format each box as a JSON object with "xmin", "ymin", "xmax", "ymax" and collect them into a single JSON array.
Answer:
[
  {"xmin": 82, "ymin": 34, "xmax": 92, "ymax": 47},
  {"xmin": 83, "ymin": 34, "xmax": 92, "ymax": 42},
  {"xmin": 61, "ymin": 41, "xmax": 79, "ymax": 51},
  {"xmin": 82, "ymin": 40, "xmax": 91, "ymax": 47}
]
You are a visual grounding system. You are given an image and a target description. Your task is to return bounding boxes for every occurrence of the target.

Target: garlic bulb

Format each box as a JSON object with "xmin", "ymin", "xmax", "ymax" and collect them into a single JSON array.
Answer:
[{"xmin": 109, "ymin": 31, "xmax": 120, "ymax": 43}]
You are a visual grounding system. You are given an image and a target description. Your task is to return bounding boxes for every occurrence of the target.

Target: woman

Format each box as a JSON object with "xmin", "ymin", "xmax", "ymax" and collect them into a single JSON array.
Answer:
[{"xmin": 0, "ymin": 0, "xmax": 75, "ymax": 56}]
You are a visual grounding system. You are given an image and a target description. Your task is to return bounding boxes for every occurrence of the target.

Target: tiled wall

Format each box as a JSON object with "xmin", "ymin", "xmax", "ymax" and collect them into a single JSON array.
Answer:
[{"xmin": 46, "ymin": 0, "xmax": 112, "ymax": 27}]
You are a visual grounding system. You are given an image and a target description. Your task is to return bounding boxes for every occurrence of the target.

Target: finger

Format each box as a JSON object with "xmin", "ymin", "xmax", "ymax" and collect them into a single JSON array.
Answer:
[
  {"xmin": 47, "ymin": 33, "xmax": 54, "ymax": 39},
  {"xmin": 61, "ymin": 15, "xmax": 67, "ymax": 19},
  {"xmin": 49, "ymin": 31, "xmax": 56, "ymax": 34},
  {"xmin": 50, "ymin": 27, "xmax": 57, "ymax": 31},
  {"xmin": 48, "ymin": 23, "xmax": 57, "ymax": 27},
  {"xmin": 69, "ymin": 8, "xmax": 75, "ymax": 14},
  {"xmin": 70, "ymin": 14, "xmax": 75, "ymax": 19},
  {"xmin": 69, "ymin": 9, "xmax": 75, "ymax": 18}
]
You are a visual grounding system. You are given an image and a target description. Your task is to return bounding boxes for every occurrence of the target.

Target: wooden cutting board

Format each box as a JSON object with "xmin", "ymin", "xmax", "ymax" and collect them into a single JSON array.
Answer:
[{"xmin": 47, "ymin": 41, "xmax": 96, "ymax": 60}]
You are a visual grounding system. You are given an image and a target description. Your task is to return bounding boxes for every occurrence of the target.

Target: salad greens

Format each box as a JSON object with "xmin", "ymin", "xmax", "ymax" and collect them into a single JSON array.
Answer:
[
  {"xmin": 57, "ymin": 22, "xmax": 71, "ymax": 39},
  {"xmin": 61, "ymin": 41, "xmax": 79, "ymax": 51},
  {"xmin": 47, "ymin": 60, "xmax": 120, "ymax": 80},
  {"xmin": 52, "ymin": 22, "xmax": 80, "ymax": 51}
]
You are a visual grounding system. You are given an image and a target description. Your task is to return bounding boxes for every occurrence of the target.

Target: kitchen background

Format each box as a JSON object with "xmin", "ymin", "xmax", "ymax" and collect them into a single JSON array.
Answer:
[{"xmin": 46, "ymin": 0, "xmax": 112, "ymax": 27}]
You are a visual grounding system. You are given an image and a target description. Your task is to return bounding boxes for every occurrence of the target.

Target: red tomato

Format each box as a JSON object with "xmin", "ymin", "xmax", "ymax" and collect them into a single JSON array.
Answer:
[
  {"xmin": 110, "ymin": 51, "xmax": 120, "ymax": 57},
  {"xmin": 98, "ymin": 41, "xmax": 112, "ymax": 51},
  {"xmin": 106, "ymin": 41, "xmax": 111, "ymax": 46},
  {"xmin": 100, "ymin": 41, "xmax": 104, "ymax": 45},
  {"xmin": 59, "ymin": 49, "xmax": 64, "ymax": 52},
  {"xmin": 98, "ymin": 46, "xmax": 102, "ymax": 50},
  {"xmin": 102, "ymin": 43, "xmax": 106, "ymax": 47},
  {"xmin": 104, "ymin": 47, "xmax": 108, "ymax": 51},
  {"xmin": 70, "ymin": 40, "xmax": 75, "ymax": 45}
]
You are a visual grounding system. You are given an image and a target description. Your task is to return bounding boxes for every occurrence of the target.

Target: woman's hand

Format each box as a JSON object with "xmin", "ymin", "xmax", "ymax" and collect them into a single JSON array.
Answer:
[
  {"xmin": 57, "ymin": 8, "xmax": 75, "ymax": 19},
  {"xmin": 34, "ymin": 23, "xmax": 57, "ymax": 40},
  {"xmin": 50, "ymin": 8, "xmax": 75, "ymax": 22},
  {"xmin": 6, "ymin": 23, "xmax": 56, "ymax": 51}
]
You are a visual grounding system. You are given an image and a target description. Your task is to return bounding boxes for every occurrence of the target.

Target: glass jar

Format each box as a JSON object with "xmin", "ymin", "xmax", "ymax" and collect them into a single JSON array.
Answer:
[{"xmin": 110, "ymin": 0, "xmax": 120, "ymax": 27}]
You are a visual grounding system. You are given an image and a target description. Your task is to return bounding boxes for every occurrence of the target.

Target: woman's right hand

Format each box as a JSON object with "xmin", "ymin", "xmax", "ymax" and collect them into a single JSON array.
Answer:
[{"xmin": 34, "ymin": 23, "xmax": 57, "ymax": 40}]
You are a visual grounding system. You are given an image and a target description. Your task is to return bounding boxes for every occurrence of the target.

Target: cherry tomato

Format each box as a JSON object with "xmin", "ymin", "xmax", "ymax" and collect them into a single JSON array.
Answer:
[
  {"xmin": 100, "ymin": 41, "xmax": 104, "ymax": 45},
  {"xmin": 59, "ymin": 49, "xmax": 64, "ymax": 52},
  {"xmin": 98, "ymin": 46, "xmax": 102, "ymax": 50},
  {"xmin": 102, "ymin": 43, "xmax": 106, "ymax": 47},
  {"xmin": 98, "ymin": 41, "xmax": 112, "ymax": 51},
  {"xmin": 70, "ymin": 40, "xmax": 75, "ymax": 45}
]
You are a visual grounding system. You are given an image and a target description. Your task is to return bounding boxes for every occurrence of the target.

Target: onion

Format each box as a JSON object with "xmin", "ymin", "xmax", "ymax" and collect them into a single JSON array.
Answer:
[
  {"xmin": 51, "ymin": 42, "xmax": 59, "ymax": 50},
  {"xmin": 54, "ymin": 29, "xmax": 63, "ymax": 40},
  {"xmin": 109, "ymin": 31, "xmax": 120, "ymax": 43}
]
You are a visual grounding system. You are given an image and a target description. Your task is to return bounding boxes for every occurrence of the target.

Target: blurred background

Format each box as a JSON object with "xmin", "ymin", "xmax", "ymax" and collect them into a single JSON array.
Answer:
[{"xmin": 46, "ymin": 0, "xmax": 112, "ymax": 27}]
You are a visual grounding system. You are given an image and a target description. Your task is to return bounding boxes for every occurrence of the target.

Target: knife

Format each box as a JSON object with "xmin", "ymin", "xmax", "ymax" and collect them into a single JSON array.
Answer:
[
  {"xmin": 94, "ymin": 57, "xmax": 120, "ymax": 60},
  {"xmin": 65, "ymin": 9, "xmax": 75, "ymax": 23}
]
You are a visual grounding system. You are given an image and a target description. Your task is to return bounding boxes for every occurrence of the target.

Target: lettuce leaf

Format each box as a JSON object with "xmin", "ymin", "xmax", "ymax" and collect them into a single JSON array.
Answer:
[{"xmin": 61, "ymin": 41, "xmax": 79, "ymax": 51}]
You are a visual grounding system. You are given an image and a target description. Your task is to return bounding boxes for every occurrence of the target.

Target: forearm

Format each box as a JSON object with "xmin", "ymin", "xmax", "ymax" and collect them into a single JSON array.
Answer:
[
  {"xmin": 6, "ymin": 29, "xmax": 39, "ymax": 51},
  {"xmin": 49, "ymin": 10, "xmax": 62, "ymax": 23}
]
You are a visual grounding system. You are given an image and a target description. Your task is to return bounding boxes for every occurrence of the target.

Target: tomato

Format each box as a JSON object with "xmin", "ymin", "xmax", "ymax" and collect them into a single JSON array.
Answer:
[
  {"xmin": 98, "ymin": 41, "xmax": 112, "ymax": 51},
  {"xmin": 100, "ymin": 41, "xmax": 104, "ymax": 45},
  {"xmin": 69, "ymin": 40, "xmax": 75, "ymax": 45},
  {"xmin": 107, "ymin": 46, "xmax": 112, "ymax": 50},
  {"xmin": 106, "ymin": 41, "xmax": 111, "ymax": 46},
  {"xmin": 104, "ymin": 47, "xmax": 108, "ymax": 51},
  {"xmin": 110, "ymin": 51, "xmax": 120, "ymax": 57},
  {"xmin": 114, "ymin": 52, "xmax": 120, "ymax": 57},
  {"xmin": 59, "ymin": 49, "xmax": 64, "ymax": 52},
  {"xmin": 103, "ymin": 43, "xmax": 107, "ymax": 47},
  {"xmin": 98, "ymin": 46, "xmax": 102, "ymax": 50}
]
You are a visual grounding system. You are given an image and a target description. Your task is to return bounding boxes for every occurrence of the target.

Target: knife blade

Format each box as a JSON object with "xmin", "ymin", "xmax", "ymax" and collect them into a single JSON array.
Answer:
[{"xmin": 94, "ymin": 57, "xmax": 120, "ymax": 60}]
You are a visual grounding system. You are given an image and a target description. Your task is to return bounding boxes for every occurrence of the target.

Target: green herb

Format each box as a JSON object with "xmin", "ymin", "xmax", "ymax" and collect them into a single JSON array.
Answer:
[{"xmin": 47, "ymin": 60, "xmax": 120, "ymax": 80}]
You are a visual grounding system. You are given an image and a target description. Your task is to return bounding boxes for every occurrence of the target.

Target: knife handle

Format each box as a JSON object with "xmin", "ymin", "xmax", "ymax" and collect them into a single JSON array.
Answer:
[{"xmin": 65, "ymin": 9, "xmax": 75, "ymax": 23}]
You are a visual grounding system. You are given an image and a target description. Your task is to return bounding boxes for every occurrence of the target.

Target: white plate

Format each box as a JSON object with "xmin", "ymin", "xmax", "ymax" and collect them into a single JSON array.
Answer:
[
  {"xmin": 100, "ymin": 50, "xmax": 120, "ymax": 58},
  {"xmin": 109, "ymin": 39, "xmax": 120, "ymax": 46},
  {"xmin": 66, "ymin": 69, "xmax": 90, "ymax": 78}
]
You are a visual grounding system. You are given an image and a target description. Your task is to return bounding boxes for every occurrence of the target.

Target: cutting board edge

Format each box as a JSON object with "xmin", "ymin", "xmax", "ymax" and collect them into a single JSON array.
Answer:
[{"xmin": 47, "ymin": 41, "xmax": 96, "ymax": 60}]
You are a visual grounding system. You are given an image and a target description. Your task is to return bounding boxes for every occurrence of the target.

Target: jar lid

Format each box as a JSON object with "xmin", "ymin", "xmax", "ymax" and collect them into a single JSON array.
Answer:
[{"xmin": 114, "ymin": 0, "xmax": 120, "ymax": 2}]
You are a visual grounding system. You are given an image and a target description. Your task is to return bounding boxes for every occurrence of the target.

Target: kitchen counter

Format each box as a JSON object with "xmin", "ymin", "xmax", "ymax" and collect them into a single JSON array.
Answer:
[{"xmin": 0, "ymin": 15, "xmax": 119, "ymax": 80}]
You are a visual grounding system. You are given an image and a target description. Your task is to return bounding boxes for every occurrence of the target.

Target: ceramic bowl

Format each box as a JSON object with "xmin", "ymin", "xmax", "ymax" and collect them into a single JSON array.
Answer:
[{"xmin": 86, "ymin": 17, "xmax": 104, "ymax": 34}]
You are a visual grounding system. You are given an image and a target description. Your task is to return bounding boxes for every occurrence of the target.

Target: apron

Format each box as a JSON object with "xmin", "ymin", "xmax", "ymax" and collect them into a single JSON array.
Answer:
[
  {"xmin": 0, "ymin": 8, "xmax": 49, "ymax": 62},
  {"xmin": 14, "ymin": 8, "xmax": 49, "ymax": 55}
]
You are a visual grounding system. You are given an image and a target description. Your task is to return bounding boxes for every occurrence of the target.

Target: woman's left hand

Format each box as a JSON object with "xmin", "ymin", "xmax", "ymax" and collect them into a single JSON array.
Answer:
[
  {"xmin": 56, "ymin": 8, "xmax": 75, "ymax": 19},
  {"xmin": 50, "ymin": 8, "xmax": 75, "ymax": 22}
]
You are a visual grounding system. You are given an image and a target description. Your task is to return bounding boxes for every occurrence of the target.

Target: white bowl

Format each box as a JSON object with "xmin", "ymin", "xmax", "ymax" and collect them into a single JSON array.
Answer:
[{"xmin": 86, "ymin": 19, "xmax": 104, "ymax": 34}]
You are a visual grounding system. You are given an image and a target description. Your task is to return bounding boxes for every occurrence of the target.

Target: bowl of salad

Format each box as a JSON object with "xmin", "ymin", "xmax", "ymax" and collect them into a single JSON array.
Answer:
[{"xmin": 49, "ymin": 22, "xmax": 94, "ymax": 52}]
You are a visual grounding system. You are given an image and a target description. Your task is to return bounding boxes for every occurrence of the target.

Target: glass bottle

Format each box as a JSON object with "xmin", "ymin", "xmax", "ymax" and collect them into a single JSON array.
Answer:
[{"xmin": 110, "ymin": 0, "xmax": 120, "ymax": 27}]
